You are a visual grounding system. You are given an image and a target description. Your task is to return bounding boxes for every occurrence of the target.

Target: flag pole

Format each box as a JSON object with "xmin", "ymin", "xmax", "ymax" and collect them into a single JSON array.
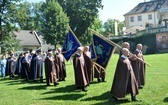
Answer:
[
  {"xmin": 89, "ymin": 29, "xmax": 122, "ymax": 49},
  {"xmin": 89, "ymin": 29, "xmax": 151, "ymax": 67},
  {"xmin": 68, "ymin": 26, "xmax": 82, "ymax": 46}
]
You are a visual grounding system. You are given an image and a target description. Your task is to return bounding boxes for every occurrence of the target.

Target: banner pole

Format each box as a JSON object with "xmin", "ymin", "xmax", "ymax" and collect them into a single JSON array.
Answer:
[{"xmin": 89, "ymin": 29, "xmax": 151, "ymax": 67}]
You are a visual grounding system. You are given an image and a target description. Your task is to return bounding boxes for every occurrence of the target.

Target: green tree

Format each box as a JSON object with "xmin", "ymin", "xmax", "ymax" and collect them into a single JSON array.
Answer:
[
  {"xmin": 90, "ymin": 18, "xmax": 103, "ymax": 34},
  {"xmin": 103, "ymin": 19, "xmax": 125, "ymax": 36},
  {"xmin": 103, "ymin": 19, "xmax": 115, "ymax": 36},
  {"xmin": 0, "ymin": 24, "xmax": 20, "ymax": 54},
  {"xmin": 31, "ymin": 2, "xmax": 44, "ymax": 31},
  {"xmin": 0, "ymin": 0, "xmax": 20, "ymax": 40},
  {"xmin": 14, "ymin": 1, "xmax": 31, "ymax": 30},
  {"xmin": 58, "ymin": 0, "xmax": 103, "ymax": 44},
  {"xmin": 85, "ymin": 17, "xmax": 103, "ymax": 44},
  {"xmin": 118, "ymin": 20, "xmax": 125, "ymax": 35},
  {"xmin": 41, "ymin": 0, "xmax": 69, "ymax": 46},
  {"xmin": 0, "ymin": 0, "xmax": 21, "ymax": 54},
  {"xmin": 14, "ymin": 1, "xmax": 44, "ymax": 31}
]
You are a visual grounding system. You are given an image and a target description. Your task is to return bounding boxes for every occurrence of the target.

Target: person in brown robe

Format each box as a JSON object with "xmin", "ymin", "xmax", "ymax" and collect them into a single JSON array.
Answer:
[
  {"xmin": 122, "ymin": 42, "xmax": 145, "ymax": 89},
  {"xmin": 54, "ymin": 48, "xmax": 66, "ymax": 81},
  {"xmin": 132, "ymin": 44, "xmax": 146, "ymax": 89},
  {"xmin": 119, "ymin": 42, "xmax": 130, "ymax": 57},
  {"xmin": 110, "ymin": 48, "xmax": 139, "ymax": 102},
  {"xmin": 45, "ymin": 50, "xmax": 59, "ymax": 86},
  {"xmin": 54, "ymin": 52, "xmax": 60, "ymax": 81},
  {"xmin": 73, "ymin": 47, "xmax": 88, "ymax": 92},
  {"xmin": 83, "ymin": 46, "xmax": 93, "ymax": 83}
]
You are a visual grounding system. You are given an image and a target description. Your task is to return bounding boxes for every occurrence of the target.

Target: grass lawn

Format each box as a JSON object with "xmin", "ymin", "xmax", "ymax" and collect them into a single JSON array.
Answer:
[{"xmin": 0, "ymin": 53, "xmax": 168, "ymax": 105}]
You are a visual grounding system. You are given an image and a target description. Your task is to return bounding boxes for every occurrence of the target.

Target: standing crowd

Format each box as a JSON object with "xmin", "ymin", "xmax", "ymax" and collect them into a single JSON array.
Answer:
[
  {"xmin": 0, "ymin": 42, "xmax": 146, "ymax": 102},
  {"xmin": 0, "ymin": 48, "xmax": 67, "ymax": 87}
]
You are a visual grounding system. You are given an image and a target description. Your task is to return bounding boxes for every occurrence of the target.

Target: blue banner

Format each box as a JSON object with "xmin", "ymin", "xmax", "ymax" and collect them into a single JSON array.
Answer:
[
  {"xmin": 93, "ymin": 34, "xmax": 116, "ymax": 69},
  {"xmin": 62, "ymin": 30, "xmax": 81, "ymax": 61}
]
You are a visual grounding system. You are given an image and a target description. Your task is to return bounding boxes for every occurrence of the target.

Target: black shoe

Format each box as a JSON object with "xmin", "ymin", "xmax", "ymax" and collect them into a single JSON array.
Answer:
[
  {"xmin": 54, "ymin": 82, "xmax": 59, "ymax": 86},
  {"xmin": 97, "ymin": 78, "xmax": 101, "ymax": 82},
  {"xmin": 82, "ymin": 89, "xmax": 87, "ymax": 92},
  {"xmin": 102, "ymin": 78, "xmax": 106, "ymax": 82},
  {"xmin": 112, "ymin": 96, "xmax": 118, "ymax": 102},
  {"xmin": 132, "ymin": 97, "xmax": 141, "ymax": 102},
  {"xmin": 82, "ymin": 87, "xmax": 87, "ymax": 92},
  {"xmin": 138, "ymin": 86, "xmax": 143, "ymax": 89},
  {"xmin": 76, "ymin": 86, "xmax": 81, "ymax": 89},
  {"xmin": 40, "ymin": 78, "xmax": 43, "ymax": 83}
]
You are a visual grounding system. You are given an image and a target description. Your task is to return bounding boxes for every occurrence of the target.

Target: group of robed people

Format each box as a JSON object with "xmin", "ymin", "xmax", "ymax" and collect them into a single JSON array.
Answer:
[
  {"xmin": 3, "ymin": 45, "xmax": 105, "ymax": 89},
  {"xmin": 5, "ymin": 50, "xmax": 44, "ymax": 81},
  {"xmin": 5, "ymin": 50, "xmax": 43, "ymax": 81},
  {"xmin": 4, "ymin": 48, "xmax": 67, "ymax": 87},
  {"xmin": 110, "ymin": 42, "xmax": 146, "ymax": 102},
  {"xmin": 2, "ymin": 41, "xmax": 146, "ymax": 102},
  {"xmin": 44, "ymin": 48, "xmax": 66, "ymax": 86},
  {"xmin": 72, "ymin": 46, "xmax": 108, "ymax": 92}
]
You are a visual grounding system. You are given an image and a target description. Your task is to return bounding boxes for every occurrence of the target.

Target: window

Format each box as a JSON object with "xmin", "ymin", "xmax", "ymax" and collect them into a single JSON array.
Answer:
[
  {"xmin": 157, "ymin": 3, "xmax": 161, "ymax": 9},
  {"xmin": 148, "ymin": 14, "xmax": 152, "ymax": 20},
  {"xmin": 130, "ymin": 17, "xmax": 134, "ymax": 22},
  {"xmin": 146, "ymin": 5, "xmax": 150, "ymax": 10},
  {"xmin": 138, "ymin": 16, "xmax": 142, "ymax": 21}
]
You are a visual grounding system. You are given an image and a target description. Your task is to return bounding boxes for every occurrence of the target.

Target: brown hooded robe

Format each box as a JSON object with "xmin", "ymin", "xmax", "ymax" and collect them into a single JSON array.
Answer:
[
  {"xmin": 132, "ymin": 50, "xmax": 146, "ymax": 87},
  {"xmin": 110, "ymin": 56, "xmax": 139, "ymax": 98},
  {"xmin": 73, "ymin": 53, "xmax": 88, "ymax": 87},
  {"xmin": 83, "ymin": 52, "xmax": 93, "ymax": 83},
  {"xmin": 45, "ymin": 57, "xmax": 57, "ymax": 85},
  {"xmin": 54, "ymin": 54, "xmax": 66, "ymax": 80}
]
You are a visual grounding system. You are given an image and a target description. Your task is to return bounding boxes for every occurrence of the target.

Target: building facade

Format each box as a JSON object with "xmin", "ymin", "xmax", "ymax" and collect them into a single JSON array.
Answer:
[
  {"xmin": 14, "ymin": 30, "xmax": 42, "ymax": 52},
  {"xmin": 124, "ymin": 0, "xmax": 168, "ymax": 29}
]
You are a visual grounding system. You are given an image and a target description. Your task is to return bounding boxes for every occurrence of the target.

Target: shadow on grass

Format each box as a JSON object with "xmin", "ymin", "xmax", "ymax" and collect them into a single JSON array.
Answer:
[
  {"xmin": 41, "ymin": 94, "xmax": 86, "ymax": 100},
  {"xmin": 0, "ymin": 76, "xmax": 20, "ymax": 82},
  {"xmin": 4, "ymin": 78, "xmax": 44, "ymax": 85},
  {"xmin": 42, "ymin": 84, "xmax": 76, "ymax": 95},
  {"xmin": 7, "ymin": 81, "xmax": 24, "ymax": 85},
  {"xmin": 163, "ymin": 97, "xmax": 168, "ymax": 102},
  {"xmin": 89, "ymin": 81, "xmax": 109, "ymax": 85},
  {"xmin": 81, "ymin": 91, "xmax": 130, "ymax": 104},
  {"xmin": 92, "ymin": 99, "xmax": 130, "ymax": 105},
  {"xmin": 18, "ymin": 84, "xmax": 47, "ymax": 90},
  {"xmin": 81, "ymin": 91, "xmax": 111, "ymax": 101},
  {"xmin": 0, "ymin": 78, "xmax": 24, "ymax": 85},
  {"xmin": 90, "ymin": 81, "xmax": 100, "ymax": 85},
  {"xmin": 0, "ymin": 77, "xmax": 11, "ymax": 81},
  {"xmin": 1, "ymin": 76, "xmax": 47, "ymax": 86}
]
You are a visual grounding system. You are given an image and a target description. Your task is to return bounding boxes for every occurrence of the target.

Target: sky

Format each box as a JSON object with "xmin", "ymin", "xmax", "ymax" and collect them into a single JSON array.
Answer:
[{"xmin": 28, "ymin": 0, "xmax": 150, "ymax": 23}]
